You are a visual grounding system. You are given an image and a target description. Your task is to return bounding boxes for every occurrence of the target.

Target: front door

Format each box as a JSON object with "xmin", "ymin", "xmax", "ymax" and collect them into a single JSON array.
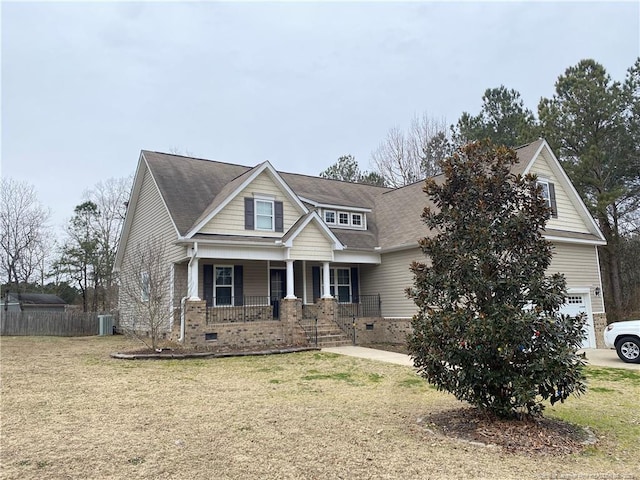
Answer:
[{"xmin": 270, "ymin": 269, "xmax": 286, "ymax": 319}]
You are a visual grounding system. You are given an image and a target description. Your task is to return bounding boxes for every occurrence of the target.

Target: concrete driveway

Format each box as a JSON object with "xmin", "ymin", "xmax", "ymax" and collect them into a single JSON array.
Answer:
[
  {"xmin": 322, "ymin": 346, "xmax": 640, "ymax": 371},
  {"xmin": 579, "ymin": 348, "xmax": 640, "ymax": 370}
]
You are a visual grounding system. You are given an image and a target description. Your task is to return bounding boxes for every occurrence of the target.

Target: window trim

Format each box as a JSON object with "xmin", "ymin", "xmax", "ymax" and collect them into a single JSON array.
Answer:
[
  {"xmin": 214, "ymin": 265, "xmax": 234, "ymax": 306},
  {"xmin": 324, "ymin": 210, "xmax": 336, "ymax": 224},
  {"xmin": 536, "ymin": 179, "xmax": 557, "ymax": 218},
  {"xmin": 140, "ymin": 272, "xmax": 150, "ymax": 302},
  {"xmin": 254, "ymin": 198, "xmax": 275, "ymax": 231},
  {"xmin": 321, "ymin": 267, "xmax": 352, "ymax": 303},
  {"xmin": 537, "ymin": 180, "xmax": 551, "ymax": 208}
]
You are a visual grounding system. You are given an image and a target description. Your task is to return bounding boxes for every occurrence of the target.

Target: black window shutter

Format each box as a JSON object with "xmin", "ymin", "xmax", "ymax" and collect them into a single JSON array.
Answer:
[
  {"xmin": 234, "ymin": 265, "xmax": 243, "ymax": 306},
  {"xmin": 312, "ymin": 266, "xmax": 320, "ymax": 302},
  {"xmin": 275, "ymin": 201, "xmax": 284, "ymax": 232},
  {"xmin": 350, "ymin": 267, "xmax": 359, "ymax": 304},
  {"xmin": 203, "ymin": 265, "xmax": 214, "ymax": 307},
  {"xmin": 549, "ymin": 183, "xmax": 558, "ymax": 218},
  {"xmin": 244, "ymin": 198, "xmax": 254, "ymax": 230}
]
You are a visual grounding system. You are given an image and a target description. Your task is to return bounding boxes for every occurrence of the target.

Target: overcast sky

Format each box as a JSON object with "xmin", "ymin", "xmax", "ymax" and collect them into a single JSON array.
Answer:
[{"xmin": 2, "ymin": 1, "xmax": 639, "ymax": 232}]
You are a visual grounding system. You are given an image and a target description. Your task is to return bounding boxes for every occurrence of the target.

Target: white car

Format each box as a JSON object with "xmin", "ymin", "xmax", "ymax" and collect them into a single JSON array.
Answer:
[{"xmin": 604, "ymin": 320, "xmax": 640, "ymax": 364}]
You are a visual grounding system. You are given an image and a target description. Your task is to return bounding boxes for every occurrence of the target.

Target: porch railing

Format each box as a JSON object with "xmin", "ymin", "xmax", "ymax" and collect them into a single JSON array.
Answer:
[
  {"xmin": 337, "ymin": 294, "xmax": 381, "ymax": 319},
  {"xmin": 206, "ymin": 296, "xmax": 279, "ymax": 323}
]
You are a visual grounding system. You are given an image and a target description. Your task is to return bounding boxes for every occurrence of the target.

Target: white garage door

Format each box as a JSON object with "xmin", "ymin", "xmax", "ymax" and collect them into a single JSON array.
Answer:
[{"xmin": 559, "ymin": 294, "xmax": 595, "ymax": 349}]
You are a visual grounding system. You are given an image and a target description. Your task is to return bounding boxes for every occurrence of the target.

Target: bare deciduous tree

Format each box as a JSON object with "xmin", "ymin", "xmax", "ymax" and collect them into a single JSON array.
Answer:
[
  {"xmin": 119, "ymin": 236, "xmax": 172, "ymax": 351},
  {"xmin": 0, "ymin": 178, "xmax": 51, "ymax": 288},
  {"xmin": 84, "ymin": 176, "xmax": 132, "ymax": 310},
  {"xmin": 371, "ymin": 113, "xmax": 451, "ymax": 187}
]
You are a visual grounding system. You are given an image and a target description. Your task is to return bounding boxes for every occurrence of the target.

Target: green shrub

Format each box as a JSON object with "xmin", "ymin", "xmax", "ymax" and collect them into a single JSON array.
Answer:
[{"xmin": 407, "ymin": 140, "xmax": 587, "ymax": 418}]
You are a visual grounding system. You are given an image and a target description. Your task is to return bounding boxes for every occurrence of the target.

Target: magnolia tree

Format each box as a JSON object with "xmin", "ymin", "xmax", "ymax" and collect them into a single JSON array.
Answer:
[
  {"xmin": 407, "ymin": 140, "xmax": 587, "ymax": 419},
  {"xmin": 119, "ymin": 237, "xmax": 172, "ymax": 351}
]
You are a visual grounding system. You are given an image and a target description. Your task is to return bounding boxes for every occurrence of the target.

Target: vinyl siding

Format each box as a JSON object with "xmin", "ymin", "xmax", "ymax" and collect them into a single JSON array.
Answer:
[
  {"xmin": 529, "ymin": 152, "xmax": 590, "ymax": 234},
  {"xmin": 360, "ymin": 248, "xmax": 424, "ymax": 318},
  {"xmin": 548, "ymin": 242, "xmax": 604, "ymax": 313},
  {"xmin": 199, "ymin": 261, "xmax": 268, "ymax": 299},
  {"xmin": 118, "ymin": 165, "xmax": 185, "ymax": 328},
  {"xmin": 200, "ymin": 171, "xmax": 301, "ymax": 236},
  {"xmin": 290, "ymin": 223, "xmax": 333, "ymax": 261},
  {"xmin": 359, "ymin": 242, "xmax": 604, "ymax": 318}
]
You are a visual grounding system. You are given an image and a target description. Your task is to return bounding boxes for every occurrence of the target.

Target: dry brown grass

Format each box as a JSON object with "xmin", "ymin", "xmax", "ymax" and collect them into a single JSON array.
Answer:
[{"xmin": 1, "ymin": 336, "xmax": 638, "ymax": 480}]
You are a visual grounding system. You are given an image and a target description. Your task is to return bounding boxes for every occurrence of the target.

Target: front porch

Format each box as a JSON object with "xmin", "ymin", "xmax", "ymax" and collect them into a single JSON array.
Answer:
[{"xmin": 177, "ymin": 293, "xmax": 383, "ymax": 350}]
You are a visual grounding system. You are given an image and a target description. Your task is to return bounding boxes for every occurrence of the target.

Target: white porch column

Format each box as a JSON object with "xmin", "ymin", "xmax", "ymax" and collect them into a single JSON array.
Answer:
[
  {"xmin": 322, "ymin": 261, "xmax": 332, "ymax": 298},
  {"xmin": 285, "ymin": 260, "xmax": 296, "ymax": 299},
  {"xmin": 188, "ymin": 257, "xmax": 200, "ymax": 300}
]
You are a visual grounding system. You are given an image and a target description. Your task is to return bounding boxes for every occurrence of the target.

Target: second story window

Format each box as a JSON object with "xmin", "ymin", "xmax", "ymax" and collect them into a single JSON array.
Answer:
[
  {"xmin": 351, "ymin": 213, "xmax": 362, "ymax": 226},
  {"xmin": 244, "ymin": 197, "xmax": 284, "ymax": 232},
  {"xmin": 338, "ymin": 212, "xmax": 349, "ymax": 225},
  {"xmin": 536, "ymin": 180, "xmax": 557, "ymax": 218},
  {"xmin": 325, "ymin": 210, "xmax": 336, "ymax": 224},
  {"xmin": 255, "ymin": 199, "xmax": 274, "ymax": 230}
]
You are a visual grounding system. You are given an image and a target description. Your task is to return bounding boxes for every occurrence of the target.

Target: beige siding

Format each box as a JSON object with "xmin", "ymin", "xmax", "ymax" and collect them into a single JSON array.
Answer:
[
  {"xmin": 359, "ymin": 242, "xmax": 604, "ymax": 318},
  {"xmin": 198, "ymin": 261, "xmax": 268, "ymax": 299},
  {"xmin": 200, "ymin": 171, "xmax": 301, "ymax": 236},
  {"xmin": 529, "ymin": 152, "xmax": 590, "ymax": 234},
  {"xmin": 548, "ymin": 242, "xmax": 604, "ymax": 313},
  {"xmin": 360, "ymin": 248, "xmax": 424, "ymax": 318},
  {"xmin": 290, "ymin": 223, "xmax": 333, "ymax": 261},
  {"xmin": 118, "ymin": 166, "xmax": 185, "ymax": 329}
]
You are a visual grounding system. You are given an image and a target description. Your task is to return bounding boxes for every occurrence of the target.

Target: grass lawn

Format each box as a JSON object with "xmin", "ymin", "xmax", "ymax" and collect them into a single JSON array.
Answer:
[{"xmin": 1, "ymin": 336, "xmax": 638, "ymax": 480}]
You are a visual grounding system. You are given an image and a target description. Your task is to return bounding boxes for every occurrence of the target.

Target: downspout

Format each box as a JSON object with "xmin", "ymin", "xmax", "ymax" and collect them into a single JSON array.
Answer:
[{"xmin": 179, "ymin": 241, "xmax": 199, "ymax": 343}]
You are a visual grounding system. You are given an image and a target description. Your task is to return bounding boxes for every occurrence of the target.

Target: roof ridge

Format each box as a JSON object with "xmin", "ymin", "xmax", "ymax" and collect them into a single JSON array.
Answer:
[{"xmin": 142, "ymin": 150, "xmax": 255, "ymax": 170}]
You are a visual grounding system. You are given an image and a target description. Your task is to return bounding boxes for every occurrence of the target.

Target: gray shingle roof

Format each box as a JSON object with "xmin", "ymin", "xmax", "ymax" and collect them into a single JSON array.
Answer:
[
  {"xmin": 141, "ymin": 139, "xmax": 588, "ymax": 252},
  {"xmin": 6, "ymin": 293, "xmax": 66, "ymax": 305},
  {"xmin": 142, "ymin": 151, "xmax": 251, "ymax": 236}
]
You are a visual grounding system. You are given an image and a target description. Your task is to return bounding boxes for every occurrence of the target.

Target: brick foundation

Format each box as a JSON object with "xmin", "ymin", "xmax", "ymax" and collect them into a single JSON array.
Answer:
[
  {"xmin": 181, "ymin": 299, "xmax": 307, "ymax": 350},
  {"xmin": 353, "ymin": 317, "xmax": 412, "ymax": 345}
]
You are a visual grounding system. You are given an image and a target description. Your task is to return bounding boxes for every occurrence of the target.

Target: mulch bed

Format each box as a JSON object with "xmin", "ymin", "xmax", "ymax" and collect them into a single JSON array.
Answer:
[
  {"xmin": 421, "ymin": 407, "xmax": 596, "ymax": 456},
  {"xmin": 111, "ymin": 344, "xmax": 319, "ymax": 360}
]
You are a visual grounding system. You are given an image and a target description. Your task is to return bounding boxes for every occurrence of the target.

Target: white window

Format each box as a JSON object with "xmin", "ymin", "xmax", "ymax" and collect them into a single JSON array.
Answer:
[
  {"xmin": 255, "ymin": 199, "xmax": 274, "ymax": 231},
  {"xmin": 214, "ymin": 266, "xmax": 233, "ymax": 306},
  {"xmin": 323, "ymin": 268, "xmax": 351, "ymax": 303},
  {"xmin": 141, "ymin": 272, "xmax": 150, "ymax": 302},
  {"xmin": 351, "ymin": 213, "xmax": 362, "ymax": 226},
  {"xmin": 537, "ymin": 181, "xmax": 551, "ymax": 209},
  {"xmin": 338, "ymin": 212, "xmax": 349, "ymax": 225},
  {"xmin": 324, "ymin": 210, "xmax": 336, "ymax": 224}
]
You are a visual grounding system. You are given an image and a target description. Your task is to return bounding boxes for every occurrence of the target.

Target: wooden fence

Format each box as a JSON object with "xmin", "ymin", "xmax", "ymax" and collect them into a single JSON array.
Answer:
[{"xmin": 0, "ymin": 311, "xmax": 112, "ymax": 336}]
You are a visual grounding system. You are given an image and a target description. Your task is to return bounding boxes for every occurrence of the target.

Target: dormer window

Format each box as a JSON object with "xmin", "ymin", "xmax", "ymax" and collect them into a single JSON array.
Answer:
[
  {"xmin": 321, "ymin": 207, "xmax": 367, "ymax": 230},
  {"xmin": 324, "ymin": 210, "xmax": 336, "ymax": 224}
]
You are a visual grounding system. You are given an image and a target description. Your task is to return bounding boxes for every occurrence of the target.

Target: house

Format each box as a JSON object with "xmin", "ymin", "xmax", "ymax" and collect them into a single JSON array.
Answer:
[
  {"xmin": 114, "ymin": 139, "xmax": 607, "ymax": 350},
  {"xmin": 3, "ymin": 292, "xmax": 67, "ymax": 313}
]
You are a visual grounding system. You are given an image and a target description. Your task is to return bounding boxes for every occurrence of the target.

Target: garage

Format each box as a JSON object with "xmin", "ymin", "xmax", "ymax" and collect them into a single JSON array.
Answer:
[{"xmin": 559, "ymin": 292, "xmax": 595, "ymax": 349}]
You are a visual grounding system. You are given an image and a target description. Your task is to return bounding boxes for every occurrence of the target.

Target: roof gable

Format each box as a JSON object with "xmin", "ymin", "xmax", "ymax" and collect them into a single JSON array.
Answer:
[
  {"xmin": 186, "ymin": 161, "xmax": 309, "ymax": 238},
  {"xmin": 282, "ymin": 211, "xmax": 343, "ymax": 250},
  {"xmin": 520, "ymin": 140, "xmax": 605, "ymax": 242}
]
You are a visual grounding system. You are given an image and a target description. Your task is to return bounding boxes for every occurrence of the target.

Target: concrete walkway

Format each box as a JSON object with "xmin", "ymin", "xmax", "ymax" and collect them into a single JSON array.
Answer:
[{"xmin": 321, "ymin": 346, "xmax": 640, "ymax": 371}]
